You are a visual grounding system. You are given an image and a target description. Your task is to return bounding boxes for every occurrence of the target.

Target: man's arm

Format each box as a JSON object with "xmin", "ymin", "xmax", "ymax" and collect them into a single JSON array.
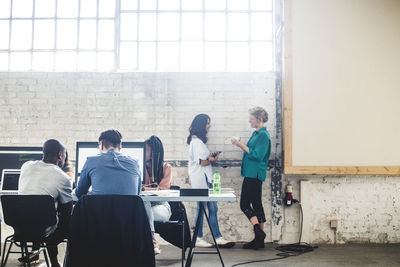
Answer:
[{"xmin": 75, "ymin": 161, "xmax": 91, "ymax": 198}]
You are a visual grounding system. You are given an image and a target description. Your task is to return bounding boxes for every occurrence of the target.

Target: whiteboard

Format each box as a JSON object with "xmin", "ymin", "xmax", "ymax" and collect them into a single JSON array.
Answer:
[{"xmin": 283, "ymin": 0, "xmax": 400, "ymax": 174}]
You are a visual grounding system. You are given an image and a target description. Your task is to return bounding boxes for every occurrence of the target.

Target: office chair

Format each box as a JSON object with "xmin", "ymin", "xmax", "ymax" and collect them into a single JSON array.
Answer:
[
  {"xmin": 65, "ymin": 194, "xmax": 155, "ymax": 267},
  {"xmin": 0, "ymin": 195, "xmax": 57, "ymax": 267}
]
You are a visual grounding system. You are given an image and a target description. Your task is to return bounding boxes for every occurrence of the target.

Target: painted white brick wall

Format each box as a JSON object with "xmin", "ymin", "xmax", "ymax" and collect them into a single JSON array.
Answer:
[
  {"xmin": 0, "ymin": 72, "xmax": 275, "ymax": 242},
  {"xmin": 281, "ymin": 176, "xmax": 400, "ymax": 244}
]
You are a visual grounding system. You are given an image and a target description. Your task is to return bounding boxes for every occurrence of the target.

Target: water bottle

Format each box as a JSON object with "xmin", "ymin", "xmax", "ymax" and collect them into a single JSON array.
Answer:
[{"xmin": 213, "ymin": 171, "xmax": 221, "ymax": 195}]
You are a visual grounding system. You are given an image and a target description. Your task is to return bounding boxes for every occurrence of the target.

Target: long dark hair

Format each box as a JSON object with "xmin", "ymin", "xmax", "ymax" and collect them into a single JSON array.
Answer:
[
  {"xmin": 187, "ymin": 114, "xmax": 210, "ymax": 145},
  {"xmin": 145, "ymin": 136, "xmax": 165, "ymax": 185}
]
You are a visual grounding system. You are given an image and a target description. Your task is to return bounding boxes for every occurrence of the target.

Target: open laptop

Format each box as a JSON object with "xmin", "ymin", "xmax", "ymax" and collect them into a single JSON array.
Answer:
[{"xmin": 0, "ymin": 169, "xmax": 20, "ymax": 194}]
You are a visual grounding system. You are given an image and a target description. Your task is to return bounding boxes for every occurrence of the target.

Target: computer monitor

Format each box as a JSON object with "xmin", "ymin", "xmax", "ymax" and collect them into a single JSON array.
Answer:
[
  {"xmin": 0, "ymin": 147, "xmax": 42, "ymax": 177},
  {"xmin": 75, "ymin": 142, "xmax": 146, "ymax": 185},
  {"xmin": 1, "ymin": 169, "xmax": 20, "ymax": 192}
]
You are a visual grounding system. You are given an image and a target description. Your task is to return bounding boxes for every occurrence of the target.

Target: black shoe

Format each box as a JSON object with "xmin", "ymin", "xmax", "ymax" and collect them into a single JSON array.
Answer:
[
  {"xmin": 242, "ymin": 238, "xmax": 265, "ymax": 250},
  {"xmin": 18, "ymin": 253, "xmax": 39, "ymax": 264},
  {"xmin": 254, "ymin": 224, "xmax": 266, "ymax": 241}
]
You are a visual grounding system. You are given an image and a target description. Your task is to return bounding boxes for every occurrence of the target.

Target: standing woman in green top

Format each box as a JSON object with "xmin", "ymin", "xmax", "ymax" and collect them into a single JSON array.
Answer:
[{"xmin": 232, "ymin": 107, "xmax": 271, "ymax": 250}]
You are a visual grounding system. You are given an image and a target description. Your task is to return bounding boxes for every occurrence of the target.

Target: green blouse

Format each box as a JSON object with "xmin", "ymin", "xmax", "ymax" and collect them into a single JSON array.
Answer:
[{"xmin": 241, "ymin": 127, "xmax": 271, "ymax": 182}]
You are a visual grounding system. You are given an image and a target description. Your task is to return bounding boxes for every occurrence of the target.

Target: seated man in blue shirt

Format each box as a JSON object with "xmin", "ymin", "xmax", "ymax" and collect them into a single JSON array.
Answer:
[{"xmin": 75, "ymin": 129, "xmax": 141, "ymax": 197}]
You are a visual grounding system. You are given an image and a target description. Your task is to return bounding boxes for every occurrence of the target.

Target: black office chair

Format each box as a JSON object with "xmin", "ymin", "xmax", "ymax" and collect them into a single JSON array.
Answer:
[
  {"xmin": 65, "ymin": 194, "xmax": 155, "ymax": 267},
  {"xmin": 1, "ymin": 195, "xmax": 57, "ymax": 267},
  {"xmin": 154, "ymin": 186, "xmax": 191, "ymax": 266}
]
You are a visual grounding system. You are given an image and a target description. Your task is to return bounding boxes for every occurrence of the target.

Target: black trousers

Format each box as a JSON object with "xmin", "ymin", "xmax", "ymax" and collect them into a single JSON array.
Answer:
[{"xmin": 240, "ymin": 177, "xmax": 266, "ymax": 223}]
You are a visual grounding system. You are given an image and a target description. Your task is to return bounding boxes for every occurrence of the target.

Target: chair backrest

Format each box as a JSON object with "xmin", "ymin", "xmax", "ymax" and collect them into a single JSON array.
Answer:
[
  {"xmin": 65, "ymin": 194, "xmax": 155, "ymax": 267},
  {"xmin": 1, "ymin": 195, "xmax": 57, "ymax": 241}
]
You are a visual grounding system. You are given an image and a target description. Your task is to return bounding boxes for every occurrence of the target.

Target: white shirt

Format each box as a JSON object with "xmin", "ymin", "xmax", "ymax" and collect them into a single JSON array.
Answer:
[
  {"xmin": 19, "ymin": 160, "xmax": 73, "ymax": 207},
  {"xmin": 188, "ymin": 136, "xmax": 213, "ymax": 188}
]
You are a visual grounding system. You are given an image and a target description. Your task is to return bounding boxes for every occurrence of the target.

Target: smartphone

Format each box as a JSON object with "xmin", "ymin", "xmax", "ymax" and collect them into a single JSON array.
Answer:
[{"xmin": 211, "ymin": 151, "xmax": 222, "ymax": 157}]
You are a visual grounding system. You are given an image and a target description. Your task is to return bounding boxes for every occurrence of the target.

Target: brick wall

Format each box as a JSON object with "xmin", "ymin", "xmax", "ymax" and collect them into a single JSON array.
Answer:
[{"xmin": 0, "ymin": 72, "xmax": 276, "ymax": 242}]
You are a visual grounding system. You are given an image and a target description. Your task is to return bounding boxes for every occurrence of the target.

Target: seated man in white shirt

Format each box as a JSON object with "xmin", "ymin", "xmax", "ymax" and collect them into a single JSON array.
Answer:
[{"xmin": 18, "ymin": 139, "xmax": 73, "ymax": 267}]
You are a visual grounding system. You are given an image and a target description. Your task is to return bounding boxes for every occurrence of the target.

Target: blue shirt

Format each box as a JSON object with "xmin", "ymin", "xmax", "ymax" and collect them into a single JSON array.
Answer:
[{"xmin": 75, "ymin": 149, "xmax": 141, "ymax": 198}]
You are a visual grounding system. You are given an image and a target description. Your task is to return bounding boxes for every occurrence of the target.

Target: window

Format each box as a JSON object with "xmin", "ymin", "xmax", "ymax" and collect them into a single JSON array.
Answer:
[{"xmin": 0, "ymin": 0, "xmax": 273, "ymax": 71}]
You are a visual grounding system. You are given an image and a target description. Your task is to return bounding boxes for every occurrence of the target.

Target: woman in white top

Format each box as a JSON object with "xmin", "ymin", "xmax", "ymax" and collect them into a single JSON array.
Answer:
[{"xmin": 187, "ymin": 114, "xmax": 234, "ymax": 248}]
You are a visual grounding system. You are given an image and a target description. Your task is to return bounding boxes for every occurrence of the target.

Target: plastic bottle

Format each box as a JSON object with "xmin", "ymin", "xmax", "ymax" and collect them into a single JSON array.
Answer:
[{"xmin": 213, "ymin": 171, "xmax": 221, "ymax": 195}]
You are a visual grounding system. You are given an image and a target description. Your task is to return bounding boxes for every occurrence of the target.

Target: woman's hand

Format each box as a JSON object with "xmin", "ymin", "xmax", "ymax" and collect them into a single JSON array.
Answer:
[
  {"xmin": 232, "ymin": 138, "xmax": 249, "ymax": 153},
  {"xmin": 231, "ymin": 138, "xmax": 241, "ymax": 146},
  {"xmin": 208, "ymin": 155, "xmax": 218, "ymax": 163}
]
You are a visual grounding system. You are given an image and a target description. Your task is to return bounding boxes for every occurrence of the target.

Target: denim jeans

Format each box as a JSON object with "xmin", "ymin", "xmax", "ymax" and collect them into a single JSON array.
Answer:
[
  {"xmin": 194, "ymin": 179, "xmax": 222, "ymax": 239},
  {"xmin": 144, "ymin": 201, "xmax": 172, "ymax": 233}
]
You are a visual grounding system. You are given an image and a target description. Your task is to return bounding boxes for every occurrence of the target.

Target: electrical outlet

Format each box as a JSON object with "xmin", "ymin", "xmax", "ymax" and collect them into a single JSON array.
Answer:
[{"xmin": 330, "ymin": 219, "xmax": 338, "ymax": 229}]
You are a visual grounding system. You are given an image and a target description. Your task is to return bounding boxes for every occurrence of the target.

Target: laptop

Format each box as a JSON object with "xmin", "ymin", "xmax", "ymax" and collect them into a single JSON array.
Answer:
[{"xmin": 0, "ymin": 169, "xmax": 20, "ymax": 194}]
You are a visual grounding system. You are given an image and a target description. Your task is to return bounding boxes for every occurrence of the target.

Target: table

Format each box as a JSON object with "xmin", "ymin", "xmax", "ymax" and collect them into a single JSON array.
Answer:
[{"xmin": 141, "ymin": 191, "xmax": 236, "ymax": 267}]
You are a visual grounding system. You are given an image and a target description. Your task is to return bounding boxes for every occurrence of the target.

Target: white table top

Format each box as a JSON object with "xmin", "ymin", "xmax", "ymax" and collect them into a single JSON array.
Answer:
[{"xmin": 140, "ymin": 190, "xmax": 236, "ymax": 202}]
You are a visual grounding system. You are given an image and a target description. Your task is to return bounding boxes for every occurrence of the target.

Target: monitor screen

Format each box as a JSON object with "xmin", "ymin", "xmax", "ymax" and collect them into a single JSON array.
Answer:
[
  {"xmin": 1, "ymin": 171, "xmax": 20, "ymax": 191},
  {"xmin": 0, "ymin": 147, "xmax": 42, "ymax": 176},
  {"xmin": 75, "ymin": 142, "xmax": 146, "ymax": 185}
]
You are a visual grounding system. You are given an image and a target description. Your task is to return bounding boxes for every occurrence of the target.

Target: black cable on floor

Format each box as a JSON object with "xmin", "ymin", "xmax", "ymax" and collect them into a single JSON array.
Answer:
[{"xmin": 231, "ymin": 204, "xmax": 317, "ymax": 267}]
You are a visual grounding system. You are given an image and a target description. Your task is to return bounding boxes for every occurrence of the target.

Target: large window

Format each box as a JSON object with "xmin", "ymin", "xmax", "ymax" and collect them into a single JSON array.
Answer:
[{"xmin": 0, "ymin": 0, "xmax": 273, "ymax": 71}]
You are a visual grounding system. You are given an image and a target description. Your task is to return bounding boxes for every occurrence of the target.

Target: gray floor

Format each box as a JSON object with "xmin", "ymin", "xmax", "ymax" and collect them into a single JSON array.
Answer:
[{"xmin": 0, "ymin": 242, "xmax": 399, "ymax": 267}]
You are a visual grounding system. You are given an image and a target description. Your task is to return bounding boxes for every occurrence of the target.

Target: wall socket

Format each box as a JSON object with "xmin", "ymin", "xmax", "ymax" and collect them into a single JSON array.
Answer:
[{"xmin": 330, "ymin": 219, "xmax": 338, "ymax": 229}]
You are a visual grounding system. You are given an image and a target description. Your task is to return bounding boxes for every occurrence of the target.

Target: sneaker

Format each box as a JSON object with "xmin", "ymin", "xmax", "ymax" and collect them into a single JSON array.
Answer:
[
  {"xmin": 215, "ymin": 237, "xmax": 236, "ymax": 248},
  {"xmin": 195, "ymin": 237, "xmax": 213, "ymax": 248},
  {"xmin": 18, "ymin": 251, "xmax": 39, "ymax": 264},
  {"xmin": 153, "ymin": 239, "xmax": 161, "ymax": 255}
]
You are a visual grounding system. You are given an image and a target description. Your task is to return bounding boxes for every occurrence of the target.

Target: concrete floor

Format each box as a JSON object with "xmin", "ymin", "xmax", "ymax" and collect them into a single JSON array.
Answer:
[{"xmin": 0, "ymin": 241, "xmax": 399, "ymax": 267}]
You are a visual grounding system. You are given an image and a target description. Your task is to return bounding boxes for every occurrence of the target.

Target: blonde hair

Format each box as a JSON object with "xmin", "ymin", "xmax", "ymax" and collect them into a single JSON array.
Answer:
[{"xmin": 249, "ymin": 107, "xmax": 268, "ymax": 123}]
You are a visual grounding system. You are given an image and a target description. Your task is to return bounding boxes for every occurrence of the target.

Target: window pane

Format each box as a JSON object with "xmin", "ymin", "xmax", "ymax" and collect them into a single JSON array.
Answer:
[
  {"xmin": 10, "ymin": 52, "xmax": 31, "ymax": 70},
  {"xmin": 55, "ymin": 52, "xmax": 76, "ymax": 70},
  {"xmin": 121, "ymin": 14, "xmax": 137, "ymax": 40},
  {"xmin": 158, "ymin": 13, "xmax": 179, "ymax": 41},
  {"xmin": 98, "ymin": 20, "xmax": 114, "ymax": 49},
  {"xmin": 227, "ymin": 42, "xmax": 248, "ymax": 70},
  {"xmin": 228, "ymin": 0, "xmax": 248, "ymax": 10},
  {"xmin": 57, "ymin": 20, "xmax": 77, "ymax": 49},
  {"xmin": 77, "ymin": 51, "xmax": 96, "ymax": 70},
  {"xmin": 204, "ymin": 42, "xmax": 225, "ymax": 70},
  {"xmin": 0, "ymin": 0, "xmax": 11, "ymax": 18},
  {"xmin": 35, "ymin": 0, "xmax": 55, "ymax": 17},
  {"xmin": 79, "ymin": 19, "xmax": 96, "ymax": 49},
  {"xmin": 80, "ymin": 0, "xmax": 97, "ymax": 17},
  {"xmin": 182, "ymin": 0, "xmax": 202, "ymax": 10},
  {"xmin": 138, "ymin": 13, "xmax": 156, "ymax": 40},
  {"xmin": 58, "ymin": 0, "xmax": 78, "ymax": 17},
  {"xmin": 158, "ymin": 42, "xmax": 178, "ymax": 70},
  {"xmin": 250, "ymin": 42, "xmax": 272, "ymax": 70},
  {"xmin": 158, "ymin": 0, "xmax": 179, "ymax": 10},
  {"xmin": 13, "ymin": 0, "xmax": 33, "ymax": 18},
  {"xmin": 138, "ymin": 42, "xmax": 155, "ymax": 70},
  {"xmin": 181, "ymin": 41, "xmax": 203, "ymax": 70},
  {"xmin": 182, "ymin": 13, "xmax": 202, "ymax": 40},
  {"xmin": 120, "ymin": 42, "xmax": 137, "ymax": 69},
  {"xmin": 34, "ymin": 20, "xmax": 54, "ymax": 49},
  {"xmin": 10, "ymin": 20, "xmax": 32, "ymax": 50},
  {"xmin": 228, "ymin": 13, "xmax": 248, "ymax": 41},
  {"xmin": 205, "ymin": 0, "xmax": 225, "ymax": 10},
  {"xmin": 251, "ymin": 13, "xmax": 272, "ymax": 40},
  {"xmin": 121, "ymin": 0, "xmax": 138, "ymax": 10},
  {"xmin": 0, "ymin": 21, "xmax": 9, "ymax": 49},
  {"xmin": 251, "ymin": 0, "xmax": 272, "ymax": 10},
  {"xmin": 0, "ymin": 53, "xmax": 8, "ymax": 70},
  {"xmin": 140, "ymin": 0, "xmax": 156, "ymax": 10},
  {"xmin": 97, "ymin": 52, "xmax": 114, "ymax": 70},
  {"xmin": 99, "ymin": 0, "xmax": 115, "ymax": 17},
  {"xmin": 205, "ymin": 13, "xmax": 226, "ymax": 41},
  {"xmin": 32, "ymin": 52, "xmax": 54, "ymax": 70}
]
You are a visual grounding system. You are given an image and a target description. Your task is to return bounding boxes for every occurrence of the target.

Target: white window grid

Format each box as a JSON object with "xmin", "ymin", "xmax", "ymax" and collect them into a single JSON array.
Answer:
[{"xmin": 0, "ymin": 0, "xmax": 273, "ymax": 71}]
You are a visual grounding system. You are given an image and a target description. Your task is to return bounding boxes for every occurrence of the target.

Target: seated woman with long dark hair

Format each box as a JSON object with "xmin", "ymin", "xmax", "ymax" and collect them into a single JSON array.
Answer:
[{"xmin": 142, "ymin": 136, "xmax": 172, "ymax": 255}]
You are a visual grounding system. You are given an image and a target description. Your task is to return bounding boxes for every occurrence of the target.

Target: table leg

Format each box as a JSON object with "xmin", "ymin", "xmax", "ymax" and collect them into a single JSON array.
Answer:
[
  {"xmin": 203, "ymin": 204, "xmax": 225, "ymax": 267},
  {"xmin": 185, "ymin": 202, "xmax": 204, "ymax": 267}
]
